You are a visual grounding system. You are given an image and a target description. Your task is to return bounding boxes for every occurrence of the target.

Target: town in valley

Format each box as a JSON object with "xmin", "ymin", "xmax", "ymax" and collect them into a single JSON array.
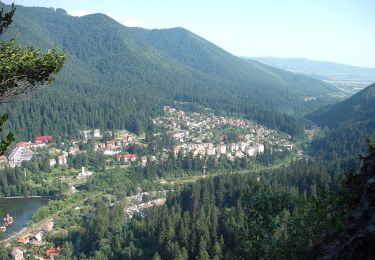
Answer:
[{"xmin": 1, "ymin": 105, "xmax": 297, "ymax": 259}]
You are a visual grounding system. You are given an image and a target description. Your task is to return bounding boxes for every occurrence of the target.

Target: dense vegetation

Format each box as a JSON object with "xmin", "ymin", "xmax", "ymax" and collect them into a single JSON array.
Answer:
[
  {"xmin": 310, "ymin": 120, "xmax": 375, "ymax": 159},
  {"xmin": 59, "ymin": 155, "xmax": 357, "ymax": 260},
  {"xmin": 0, "ymin": 3, "xmax": 373, "ymax": 260},
  {"xmin": 307, "ymin": 83, "xmax": 375, "ymax": 127},
  {"xmin": 130, "ymin": 28, "xmax": 337, "ymax": 100},
  {"xmin": 308, "ymin": 83, "xmax": 375, "ymax": 159},
  {"xmin": 0, "ymin": 4, "xmax": 339, "ymax": 140}
]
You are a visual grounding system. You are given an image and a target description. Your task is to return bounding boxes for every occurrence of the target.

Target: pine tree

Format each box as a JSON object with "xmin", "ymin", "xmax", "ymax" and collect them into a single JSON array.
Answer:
[{"xmin": 0, "ymin": 3, "xmax": 65, "ymax": 154}]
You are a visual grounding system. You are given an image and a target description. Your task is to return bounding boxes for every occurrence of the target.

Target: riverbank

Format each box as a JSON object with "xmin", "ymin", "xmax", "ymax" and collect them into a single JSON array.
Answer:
[
  {"xmin": 0, "ymin": 217, "xmax": 54, "ymax": 246},
  {"xmin": 0, "ymin": 197, "xmax": 50, "ymax": 240},
  {"xmin": 0, "ymin": 196, "xmax": 51, "ymax": 199}
]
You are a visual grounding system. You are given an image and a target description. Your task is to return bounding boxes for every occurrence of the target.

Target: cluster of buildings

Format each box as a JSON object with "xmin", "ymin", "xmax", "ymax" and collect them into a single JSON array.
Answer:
[
  {"xmin": 11, "ymin": 220, "xmax": 60, "ymax": 260},
  {"xmin": 125, "ymin": 192, "xmax": 166, "ymax": 219},
  {"xmin": 0, "ymin": 129, "xmax": 144, "ymax": 171},
  {"xmin": 173, "ymin": 142, "xmax": 265, "ymax": 159},
  {"xmin": 11, "ymin": 245, "xmax": 62, "ymax": 259},
  {"xmin": 0, "ymin": 136, "xmax": 68, "ymax": 168},
  {"xmin": 78, "ymin": 129, "xmax": 141, "ymax": 158},
  {"xmin": 153, "ymin": 106, "xmax": 294, "ymax": 159},
  {"xmin": 76, "ymin": 129, "xmax": 158, "ymax": 167},
  {"xmin": 1, "ymin": 106, "xmax": 295, "ymax": 174}
]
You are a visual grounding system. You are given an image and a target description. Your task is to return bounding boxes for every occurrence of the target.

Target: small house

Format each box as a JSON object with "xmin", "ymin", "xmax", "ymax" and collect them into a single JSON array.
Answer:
[
  {"xmin": 17, "ymin": 237, "xmax": 29, "ymax": 244},
  {"xmin": 35, "ymin": 135, "xmax": 53, "ymax": 143},
  {"xmin": 69, "ymin": 146, "xmax": 79, "ymax": 155},
  {"xmin": 117, "ymin": 153, "xmax": 137, "ymax": 162},
  {"xmin": 11, "ymin": 247, "xmax": 24, "ymax": 260},
  {"xmin": 46, "ymin": 246, "xmax": 62, "ymax": 259},
  {"xmin": 57, "ymin": 155, "xmax": 67, "ymax": 165},
  {"xmin": 218, "ymin": 144, "xmax": 227, "ymax": 154},
  {"xmin": 257, "ymin": 144, "xmax": 265, "ymax": 153},
  {"xmin": 140, "ymin": 156, "xmax": 147, "ymax": 167},
  {"xmin": 49, "ymin": 159, "xmax": 56, "ymax": 167},
  {"xmin": 235, "ymin": 150, "xmax": 244, "ymax": 158},
  {"xmin": 247, "ymin": 147, "xmax": 257, "ymax": 157},
  {"xmin": 93, "ymin": 129, "xmax": 101, "ymax": 138},
  {"xmin": 105, "ymin": 140, "xmax": 116, "ymax": 149},
  {"xmin": 229, "ymin": 143, "xmax": 239, "ymax": 152}
]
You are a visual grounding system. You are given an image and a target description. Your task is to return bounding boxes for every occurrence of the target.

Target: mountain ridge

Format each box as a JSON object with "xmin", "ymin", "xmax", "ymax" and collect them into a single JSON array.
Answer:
[
  {"xmin": 0, "ymin": 4, "xmax": 339, "ymax": 139},
  {"xmin": 307, "ymin": 83, "xmax": 375, "ymax": 127},
  {"xmin": 129, "ymin": 27, "xmax": 339, "ymax": 99},
  {"xmin": 308, "ymin": 83, "xmax": 375, "ymax": 159}
]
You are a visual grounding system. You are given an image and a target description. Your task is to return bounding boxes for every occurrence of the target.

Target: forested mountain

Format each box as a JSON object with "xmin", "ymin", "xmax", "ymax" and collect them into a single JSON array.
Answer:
[
  {"xmin": 307, "ymin": 83, "xmax": 375, "ymax": 127},
  {"xmin": 129, "ymin": 28, "xmax": 337, "ymax": 99},
  {"xmin": 0, "ymin": 4, "xmax": 339, "ymax": 140},
  {"xmin": 307, "ymin": 83, "xmax": 375, "ymax": 158}
]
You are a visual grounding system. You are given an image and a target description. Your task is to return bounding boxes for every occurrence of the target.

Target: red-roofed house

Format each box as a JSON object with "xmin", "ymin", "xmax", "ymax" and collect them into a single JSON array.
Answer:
[
  {"xmin": 116, "ymin": 153, "xmax": 137, "ymax": 162},
  {"xmin": 106, "ymin": 140, "xmax": 116, "ymax": 149},
  {"xmin": 173, "ymin": 131, "xmax": 185, "ymax": 138},
  {"xmin": 17, "ymin": 237, "xmax": 29, "ymax": 244},
  {"xmin": 46, "ymin": 246, "xmax": 62, "ymax": 259},
  {"xmin": 35, "ymin": 135, "xmax": 53, "ymax": 143}
]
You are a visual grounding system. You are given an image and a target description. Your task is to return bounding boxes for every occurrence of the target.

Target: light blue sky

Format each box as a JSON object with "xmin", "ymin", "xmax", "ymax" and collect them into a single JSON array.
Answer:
[{"xmin": 2, "ymin": 0, "xmax": 375, "ymax": 68}]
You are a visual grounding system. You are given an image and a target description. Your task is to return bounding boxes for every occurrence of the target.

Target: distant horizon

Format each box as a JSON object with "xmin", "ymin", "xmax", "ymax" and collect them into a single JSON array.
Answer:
[
  {"xmin": 243, "ymin": 56, "xmax": 375, "ymax": 69},
  {"xmin": 2, "ymin": 0, "xmax": 375, "ymax": 68}
]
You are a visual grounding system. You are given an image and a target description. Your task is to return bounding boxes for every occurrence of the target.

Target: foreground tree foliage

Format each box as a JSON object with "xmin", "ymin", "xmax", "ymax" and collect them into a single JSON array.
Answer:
[
  {"xmin": 0, "ymin": 112, "xmax": 13, "ymax": 155},
  {"xmin": 0, "ymin": 39, "xmax": 65, "ymax": 101},
  {"xmin": 0, "ymin": 3, "xmax": 65, "ymax": 154}
]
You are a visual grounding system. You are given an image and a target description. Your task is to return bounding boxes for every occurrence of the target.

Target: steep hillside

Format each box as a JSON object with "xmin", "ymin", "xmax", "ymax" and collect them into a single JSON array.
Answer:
[
  {"xmin": 130, "ymin": 28, "xmax": 338, "ymax": 100},
  {"xmin": 308, "ymin": 83, "xmax": 375, "ymax": 159},
  {"xmin": 0, "ymin": 4, "xmax": 338, "ymax": 139},
  {"xmin": 307, "ymin": 83, "xmax": 375, "ymax": 127}
]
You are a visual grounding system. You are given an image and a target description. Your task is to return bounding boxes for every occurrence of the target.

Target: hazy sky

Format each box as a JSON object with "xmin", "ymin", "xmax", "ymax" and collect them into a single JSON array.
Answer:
[{"xmin": 2, "ymin": 0, "xmax": 375, "ymax": 68}]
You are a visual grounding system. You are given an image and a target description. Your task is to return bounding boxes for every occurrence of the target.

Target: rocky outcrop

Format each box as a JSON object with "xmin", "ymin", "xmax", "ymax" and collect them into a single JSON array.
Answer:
[{"xmin": 310, "ymin": 152, "xmax": 375, "ymax": 259}]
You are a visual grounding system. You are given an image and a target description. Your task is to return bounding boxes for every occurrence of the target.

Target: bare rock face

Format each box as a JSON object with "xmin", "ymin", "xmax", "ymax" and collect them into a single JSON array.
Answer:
[{"xmin": 310, "ymin": 152, "xmax": 375, "ymax": 260}]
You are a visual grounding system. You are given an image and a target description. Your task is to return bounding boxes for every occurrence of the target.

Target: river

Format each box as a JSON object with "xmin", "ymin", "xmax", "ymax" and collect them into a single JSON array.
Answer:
[{"xmin": 0, "ymin": 197, "xmax": 49, "ymax": 238}]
